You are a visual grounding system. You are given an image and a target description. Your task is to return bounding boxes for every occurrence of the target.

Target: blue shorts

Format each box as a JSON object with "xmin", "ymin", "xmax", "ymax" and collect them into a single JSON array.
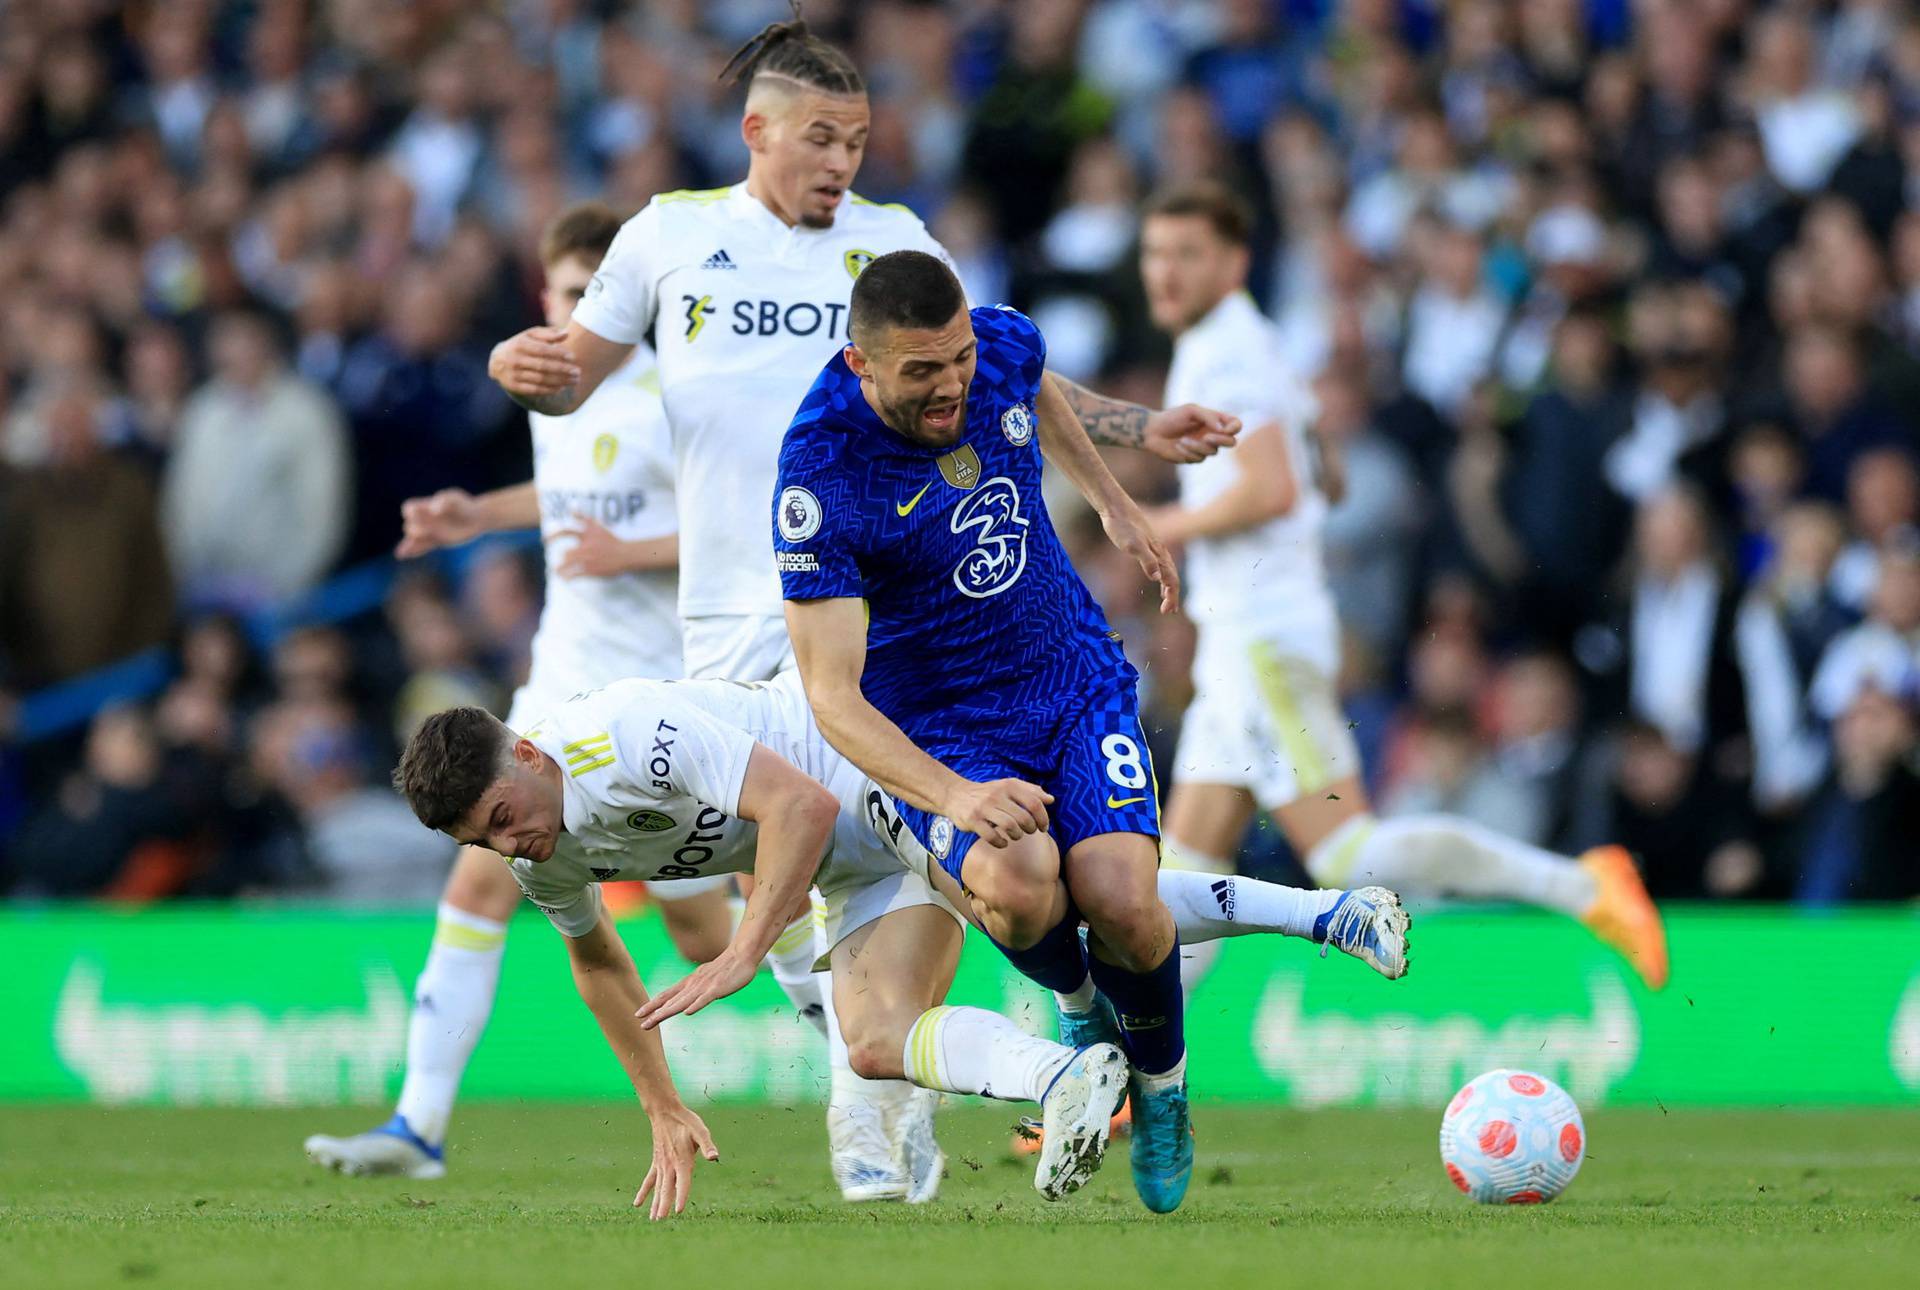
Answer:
[{"xmin": 894, "ymin": 673, "xmax": 1161, "ymax": 883}]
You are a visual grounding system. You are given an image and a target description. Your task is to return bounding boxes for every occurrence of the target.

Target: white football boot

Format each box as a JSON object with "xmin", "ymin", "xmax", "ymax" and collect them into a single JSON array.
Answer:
[
  {"xmin": 893, "ymin": 1086, "xmax": 945, "ymax": 1204},
  {"xmin": 1034, "ymin": 1043, "xmax": 1129, "ymax": 1201},
  {"xmin": 828, "ymin": 1090, "xmax": 908, "ymax": 1202},
  {"xmin": 1312, "ymin": 885, "xmax": 1412, "ymax": 979},
  {"xmin": 304, "ymin": 1115, "xmax": 446, "ymax": 1180}
]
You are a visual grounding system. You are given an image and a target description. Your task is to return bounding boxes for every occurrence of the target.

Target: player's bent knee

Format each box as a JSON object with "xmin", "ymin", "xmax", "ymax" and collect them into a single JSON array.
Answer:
[
  {"xmin": 664, "ymin": 920, "xmax": 731, "ymax": 965},
  {"xmin": 443, "ymin": 846, "xmax": 524, "ymax": 923}
]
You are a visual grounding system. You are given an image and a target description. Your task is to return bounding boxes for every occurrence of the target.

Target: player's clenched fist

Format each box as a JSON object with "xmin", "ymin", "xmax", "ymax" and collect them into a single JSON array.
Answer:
[
  {"xmin": 1143, "ymin": 403, "xmax": 1241, "ymax": 464},
  {"xmin": 396, "ymin": 488, "xmax": 482, "ymax": 558},
  {"xmin": 489, "ymin": 325, "xmax": 581, "ymax": 398},
  {"xmin": 946, "ymin": 777, "xmax": 1054, "ymax": 847},
  {"xmin": 635, "ymin": 1101, "xmax": 720, "ymax": 1221}
]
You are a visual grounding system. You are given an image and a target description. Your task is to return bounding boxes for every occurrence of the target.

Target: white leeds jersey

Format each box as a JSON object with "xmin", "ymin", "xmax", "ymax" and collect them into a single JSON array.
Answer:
[
  {"xmin": 522, "ymin": 344, "xmax": 681, "ymax": 704},
  {"xmin": 510, "ymin": 671, "xmax": 922, "ymax": 938},
  {"xmin": 571, "ymin": 183, "xmax": 952, "ymax": 620},
  {"xmin": 1166, "ymin": 291, "xmax": 1339, "ymax": 670}
]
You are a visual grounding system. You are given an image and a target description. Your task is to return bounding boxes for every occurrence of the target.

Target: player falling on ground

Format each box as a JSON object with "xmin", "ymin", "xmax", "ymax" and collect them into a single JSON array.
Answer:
[
  {"xmin": 1136, "ymin": 181, "xmax": 1668, "ymax": 993},
  {"xmin": 485, "ymin": 12, "xmax": 1238, "ymax": 1202},
  {"xmin": 305, "ymin": 203, "xmax": 756, "ymax": 1181},
  {"xmin": 392, "ymin": 672, "xmax": 1409, "ymax": 1216},
  {"xmin": 772, "ymin": 251, "xmax": 1372, "ymax": 1213}
]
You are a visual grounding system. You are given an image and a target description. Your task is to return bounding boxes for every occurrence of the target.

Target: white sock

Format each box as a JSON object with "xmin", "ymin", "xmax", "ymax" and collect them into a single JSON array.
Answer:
[
  {"xmin": 1053, "ymin": 973, "xmax": 1097, "ymax": 1016},
  {"xmin": 1159, "ymin": 841, "xmax": 1235, "ymax": 995},
  {"xmin": 1308, "ymin": 813, "xmax": 1597, "ymax": 915},
  {"xmin": 1135, "ymin": 1052, "xmax": 1187, "ymax": 1094},
  {"xmin": 394, "ymin": 903, "xmax": 507, "ymax": 1145},
  {"xmin": 821, "ymin": 973, "xmax": 915, "ymax": 1157},
  {"xmin": 766, "ymin": 909, "xmax": 827, "ymax": 1035},
  {"xmin": 900, "ymin": 1005, "xmax": 1076, "ymax": 1103},
  {"xmin": 1158, "ymin": 867, "xmax": 1340, "ymax": 943}
]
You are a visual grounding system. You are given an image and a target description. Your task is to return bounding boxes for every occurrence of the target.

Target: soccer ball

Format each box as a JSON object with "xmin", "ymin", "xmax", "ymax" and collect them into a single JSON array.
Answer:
[{"xmin": 1438, "ymin": 1069, "xmax": 1585, "ymax": 1204}]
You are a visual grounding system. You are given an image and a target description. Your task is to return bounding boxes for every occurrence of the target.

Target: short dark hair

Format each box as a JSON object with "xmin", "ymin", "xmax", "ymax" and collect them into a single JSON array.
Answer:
[
  {"xmin": 719, "ymin": 3, "xmax": 863, "ymax": 96},
  {"xmin": 393, "ymin": 707, "xmax": 514, "ymax": 831},
  {"xmin": 539, "ymin": 201, "xmax": 622, "ymax": 270},
  {"xmin": 1143, "ymin": 180, "xmax": 1254, "ymax": 248},
  {"xmin": 848, "ymin": 250, "xmax": 967, "ymax": 347}
]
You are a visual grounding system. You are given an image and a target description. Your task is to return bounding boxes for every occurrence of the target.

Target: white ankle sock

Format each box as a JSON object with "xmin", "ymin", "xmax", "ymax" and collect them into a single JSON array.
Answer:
[
  {"xmin": 1308, "ymin": 813, "xmax": 1597, "ymax": 915},
  {"xmin": 1159, "ymin": 843, "xmax": 1232, "ymax": 994},
  {"xmin": 900, "ymin": 1006, "xmax": 1076, "ymax": 1103},
  {"xmin": 1157, "ymin": 867, "xmax": 1339, "ymax": 941},
  {"xmin": 1053, "ymin": 973, "xmax": 1097, "ymax": 1016},
  {"xmin": 394, "ymin": 903, "xmax": 507, "ymax": 1145},
  {"xmin": 766, "ymin": 909, "xmax": 827, "ymax": 1035}
]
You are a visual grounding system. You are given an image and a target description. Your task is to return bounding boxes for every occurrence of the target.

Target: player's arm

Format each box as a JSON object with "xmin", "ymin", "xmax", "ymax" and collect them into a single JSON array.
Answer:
[
  {"xmin": 784, "ymin": 596, "xmax": 1053, "ymax": 846},
  {"xmin": 1149, "ymin": 422, "xmax": 1298, "ymax": 544},
  {"xmin": 489, "ymin": 319, "xmax": 633, "ymax": 418},
  {"xmin": 560, "ymin": 908, "xmax": 720, "ymax": 1219},
  {"xmin": 554, "ymin": 519, "xmax": 680, "ymax": 578},
  {"xmin": 1308, "ymin": 424, "xmax": 1347, "ymax": 506},
  {"xmin": 395, "ymin": 482, "xmax": 541, "ymax": 558},
  {"xmin": 1035, "ymin": 374, "xmax": 1181, "ymax": 614},
  {"xmin": 635, "ymin": 746, "xmax": 837, "ymax": 1028},
  {"xmin": 1045, "ymin": 371, "xmax": 1240, "ymax": 463}
]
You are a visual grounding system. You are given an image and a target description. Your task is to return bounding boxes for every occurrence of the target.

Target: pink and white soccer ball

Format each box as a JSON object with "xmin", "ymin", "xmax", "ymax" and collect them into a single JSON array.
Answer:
[{"xmin": 1438, "ymin": 1069, "xmax": 1586, "ymax": 1204}]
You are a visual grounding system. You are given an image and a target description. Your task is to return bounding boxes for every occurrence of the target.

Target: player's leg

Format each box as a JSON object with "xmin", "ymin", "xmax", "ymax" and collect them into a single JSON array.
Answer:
[
  {"xmin": 1159, "ymin": 665, "xmax": 1264, "ymax": 994},
  {"xmin": 1284, "ymin": 777, "xmax": 1666, "ymax": 987},
  {"xmin": 1046, "ymin": 682, "xmax": 1195, "ymax": 1212},
  {"xmin": 832, "ymin": 903, "xmax": 1127, "ymax": 1202},
  {"xmin": 1159, "ymin": 780, "xmax": 1256, "ymax": 996},
  {"xmin": 648, "ymin": 877, "xmax": 738, "ymax": 965},
  {"xmin": 304, "ymin": 845, "xmax": 519, "ymax": 1178}
]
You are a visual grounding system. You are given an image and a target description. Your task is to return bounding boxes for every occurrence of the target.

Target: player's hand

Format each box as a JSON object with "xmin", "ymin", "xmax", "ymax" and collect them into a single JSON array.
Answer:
[
  {"xmin": 1143, "ymin": 403, "xmax": 1240, "ymax": 464},
  {"xmin": 489, "ymin": 325, "xmax": 580, "ymax": 398},
  {"xmin": 947, "ymin": 777, "xmax": 1053, "ymax": 847},
  {"xmin": 554, "ymin": 514, "xmax": 632, "ymax": 579},
  {"xmin": 634, "ymin": 948, "xmax": 760, "ymax": 1029},
  {"xmin": 635, "ymin": 1101, "xmax": 720, "ymax": 1220},
  {"xmin": 1100, "ymin": 500, "xmax": 1181, "ymax": 615},
  {"xmin": 395, "ymin": 488, "xmax": 483, "ymax": 558}
]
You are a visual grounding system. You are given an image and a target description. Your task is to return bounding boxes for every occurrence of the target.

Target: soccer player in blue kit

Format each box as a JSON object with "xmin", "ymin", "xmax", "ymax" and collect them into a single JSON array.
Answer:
[{"xmin": 775, "ymin": 251, "xmax": 1206, "ymax": 1212}]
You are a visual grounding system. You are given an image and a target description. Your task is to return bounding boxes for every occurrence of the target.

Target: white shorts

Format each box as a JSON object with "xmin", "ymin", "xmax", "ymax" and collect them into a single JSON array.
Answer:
[
  {"xmin": 681, "ymin": 614, "xmax": 794, "ymax": 682},
  {"xmin": 1174, "ymin": 635, "xmax": 1361, "ymax": 811},
  {"xmin": 809, "ymin": 768, "xmax": 964, "ymax": 959}
]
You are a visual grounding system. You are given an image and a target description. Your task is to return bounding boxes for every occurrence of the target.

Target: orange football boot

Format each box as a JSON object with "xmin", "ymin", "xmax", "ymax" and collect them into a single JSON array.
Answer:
[{"xmin": 1578, "ymin": 846, "xmax": 1669, "ymax": 989}]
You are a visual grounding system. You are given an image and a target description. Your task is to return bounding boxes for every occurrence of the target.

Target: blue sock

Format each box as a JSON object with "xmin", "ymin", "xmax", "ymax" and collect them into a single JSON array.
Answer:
[
  {"xmin": 991, "ymin": 905, "xmax": 1089, "ymax": 995},
  {"xmin": 1088, "ymin": 935, "xmax": 1186, "ymax": 1076}
]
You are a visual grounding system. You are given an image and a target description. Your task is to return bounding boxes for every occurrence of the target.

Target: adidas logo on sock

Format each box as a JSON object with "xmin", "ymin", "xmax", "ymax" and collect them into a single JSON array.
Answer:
[
  {"xmin": 702, "ymin": 248, "xmax": 737, "ymax": 270},
  {"xmin": 1118, "ymin": 1012, "xmax": 1167, "ymax": 1031},
  {"xmin": 1210, "ymin": 878, "xmax": 1236, "ymax": 920}
]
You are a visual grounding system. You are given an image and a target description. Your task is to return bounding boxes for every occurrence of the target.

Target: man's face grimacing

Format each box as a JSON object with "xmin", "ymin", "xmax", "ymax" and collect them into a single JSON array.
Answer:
[
  {"xmin": 847, "ymin": 308, "xmax": 977, "ymax": 449},
  {"xmin": 1140, "ymin": 213, "xmax": 1249, "ymax": 335},
  {"xmin": 540, "ymin": 253, "xmax": 596, "ymax": 331},
  {"xmin": 745, "ymin": 87, "xmax": 869, "ymax": 229},
  {"xmin": 448, "ymin": 739, "xmax": 566, "ymax": 863}
]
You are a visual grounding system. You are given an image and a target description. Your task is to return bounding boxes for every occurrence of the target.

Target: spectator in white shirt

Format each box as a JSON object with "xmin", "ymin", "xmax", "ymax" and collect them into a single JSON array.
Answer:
[
  {"xmin": 161, "ymin": 312, "xmax": 351, "ymax": 612},
  {"xmin": 1402, "ymin": 219, "xmax": 1508, "ymax": 419},
  {"xmin": 1748, "ymin": 12, "xmax": 1862, "ymax": 195}
]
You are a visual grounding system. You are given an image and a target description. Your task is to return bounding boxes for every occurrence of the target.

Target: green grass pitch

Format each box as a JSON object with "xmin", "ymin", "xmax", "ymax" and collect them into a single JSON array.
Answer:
[{"xmin": 3, "ymin": 1103, "xmax": 1916, "ymax": 1289}]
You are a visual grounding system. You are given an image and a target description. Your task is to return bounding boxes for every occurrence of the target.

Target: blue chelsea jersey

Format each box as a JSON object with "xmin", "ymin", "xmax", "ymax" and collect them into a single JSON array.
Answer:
[{"xmin": 773, "ymin": 306, "xmax": 1135, "ymax": 756}]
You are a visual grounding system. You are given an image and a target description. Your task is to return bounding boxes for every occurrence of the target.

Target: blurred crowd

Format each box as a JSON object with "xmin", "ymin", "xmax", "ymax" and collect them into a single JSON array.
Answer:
[{"xmin": 0, "ymin": 0, "xmax": 1915, "ymax": 904}]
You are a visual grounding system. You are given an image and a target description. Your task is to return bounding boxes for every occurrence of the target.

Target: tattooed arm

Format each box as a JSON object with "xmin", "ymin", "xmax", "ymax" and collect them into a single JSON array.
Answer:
[{"xmin": 1045, "ymin": 372, "xmax": 1241, "ymax": 463}]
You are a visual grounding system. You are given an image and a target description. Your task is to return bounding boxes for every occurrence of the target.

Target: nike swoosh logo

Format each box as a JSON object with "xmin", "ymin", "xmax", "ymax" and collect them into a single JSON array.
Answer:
[
  {"xmin": 895, "ymin": 482, "xmax": 933, "ymax": 517},
  {"xmin": 1106, "ymin": 795, "xmax": 1147, "ymax": 809}
]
